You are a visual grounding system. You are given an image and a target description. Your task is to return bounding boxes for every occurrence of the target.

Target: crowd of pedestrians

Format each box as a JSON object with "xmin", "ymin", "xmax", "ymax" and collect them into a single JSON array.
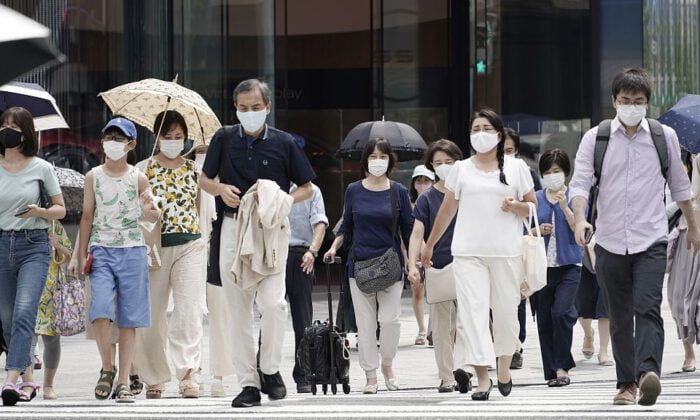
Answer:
[{"xmin": 1, "ymin": 68, "xmax": 699, "ymax": 408}]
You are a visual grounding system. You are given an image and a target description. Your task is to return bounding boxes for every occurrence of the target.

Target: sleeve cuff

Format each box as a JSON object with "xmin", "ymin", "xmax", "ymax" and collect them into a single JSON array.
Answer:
[
  {"xmin": 568, "ymin": 187, "xmax": 590, "ymax": 201},
  {"xmin": 310, "ymin": 214, "xmax": 329, "ymax": 226},
  {"xmin": 671, "ymin": 190, "xmax": 692, "ymax": 203}
]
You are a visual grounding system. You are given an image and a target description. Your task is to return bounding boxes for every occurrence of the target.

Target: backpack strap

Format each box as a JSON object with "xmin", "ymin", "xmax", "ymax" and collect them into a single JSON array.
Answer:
[
  {"xmin": 647, "ymin": 118, "xmax": 669, "ymax": 181},
  {"xmin": 593, "ymin": 119, "xmax": 612, "ymax": 183}
]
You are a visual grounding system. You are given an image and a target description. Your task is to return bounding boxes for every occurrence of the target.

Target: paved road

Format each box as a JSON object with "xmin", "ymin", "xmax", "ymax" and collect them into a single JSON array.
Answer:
[{"xmin": 1, "ymin": 287, "xmax": 698, "ymax": 419}]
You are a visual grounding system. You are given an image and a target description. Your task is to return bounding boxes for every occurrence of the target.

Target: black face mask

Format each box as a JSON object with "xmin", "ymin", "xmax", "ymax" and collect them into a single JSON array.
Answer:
[{"xmin": 0, "ymin": 128, "xmax": 22, "ymax": 149}]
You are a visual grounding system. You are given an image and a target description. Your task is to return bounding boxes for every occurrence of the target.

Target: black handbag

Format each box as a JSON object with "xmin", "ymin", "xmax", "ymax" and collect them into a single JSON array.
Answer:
[
  {"xmin": 353, "ymin": 182, "xmax": 402, "ymax": 294},
  {"xmin": 38, "ymin": 180, "xmax": 51, "ymax": 208}
]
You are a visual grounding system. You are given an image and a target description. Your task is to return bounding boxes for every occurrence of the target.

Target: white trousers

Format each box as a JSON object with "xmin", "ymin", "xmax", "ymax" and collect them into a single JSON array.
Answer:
[
  {"xmin": 429, "ymin": 299, "xmax": 457, "ymax": 383},
  {"xmin": 220, "ymin": 216, "xmax": 288, "ymax": 388},
  {"xmin": 453, "ymin": 256, "xmax": 522, "ymax": 368},
  {"xmin": 349, "ymin": 278, "xmax": 403, "ymax": 374},
  {"xmin": 206, "ymin": 282, "xmax": 236, "ymax": 377},
  {"xmin": 134, "ymin": 238, "xmax": 206, "ymax": 385}
]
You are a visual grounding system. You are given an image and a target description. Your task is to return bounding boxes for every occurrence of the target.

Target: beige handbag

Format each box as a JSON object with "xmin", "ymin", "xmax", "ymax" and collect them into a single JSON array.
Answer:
[
  {"xmin": 521, "ymin": 202, "xmax": 547, "ymax": 298},
  {"xmin": 424, "ymin": 263, "xmax": 456, "ymax": 304},
  {"xmin": 139, "ymin": 159, "xmax": 162, "ymax": 272}
]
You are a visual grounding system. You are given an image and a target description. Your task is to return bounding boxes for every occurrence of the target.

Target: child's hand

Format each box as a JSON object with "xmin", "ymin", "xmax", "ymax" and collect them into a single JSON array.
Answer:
[{"xmin": 68, "ymin": 257, "xmax": 80, "ymax": 278}]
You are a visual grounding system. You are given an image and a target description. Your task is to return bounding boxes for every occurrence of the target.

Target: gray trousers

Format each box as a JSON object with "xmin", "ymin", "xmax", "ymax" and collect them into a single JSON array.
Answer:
[{"xmin": 595, "ymin": 242, "xmax": 666, "ymax": 388}]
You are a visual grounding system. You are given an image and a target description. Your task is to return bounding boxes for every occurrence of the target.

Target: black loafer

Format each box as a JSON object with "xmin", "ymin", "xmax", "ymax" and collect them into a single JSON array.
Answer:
[
  {"xmin": 231, "ymin": 386, "xmax": 261, "ymax": 407},
  {"xmin": 453, "ymin": 369, "xmax": 473, "ymax": 394},
  {"xmin": 497, "ymin": 378, "xmax": 512, "ymax": 396},
  {"xmin": 259, "ymin": 371, "xmax": 287, "ymax": 401},
  {"xmin": 556, "ymin": 376, "xmax": 571, "ymax": 387},
  {"xmin": 547, "ymin": 379, "xmax": 559, "ymax": 387},
  {"xmin": 471, "ymin": 379, "xmax": 493, "ymax": 401}
]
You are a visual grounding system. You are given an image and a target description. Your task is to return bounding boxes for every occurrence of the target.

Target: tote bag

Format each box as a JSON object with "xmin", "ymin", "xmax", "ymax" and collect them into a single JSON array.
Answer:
[
  {"xmin": 51, "ymin": 222, "xmax": 86, "ymax": 336},
  {"xmin": 424, "ymin": 263, "xmax": 456, "ymax": 304},
  {"xmin": 521, "ymin": 203, "xmax": 547, "ymax": 298}
]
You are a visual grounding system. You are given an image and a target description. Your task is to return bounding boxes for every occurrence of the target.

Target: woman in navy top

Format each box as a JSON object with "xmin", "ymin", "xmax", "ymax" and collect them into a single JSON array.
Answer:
[
  {"xmin": 324, "ymin": 138, "xmax": 413, "ymax": 394},
  {"xmin": 533, "ymin": 148, "xmax": 582, "ymax": 387},
  {"xmin": 407, "ymin": 139, "xmax": 466, "ymax": 393}
]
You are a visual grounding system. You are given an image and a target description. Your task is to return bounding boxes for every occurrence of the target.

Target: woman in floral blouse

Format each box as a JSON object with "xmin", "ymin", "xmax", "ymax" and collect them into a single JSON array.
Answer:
[
  {"xmin": 32, "ymin": 220, "xmax": 72, "ymax": 400},
  {"xmin": 133, "ymin": 110, "xmax": 205, "ymax": 399}
]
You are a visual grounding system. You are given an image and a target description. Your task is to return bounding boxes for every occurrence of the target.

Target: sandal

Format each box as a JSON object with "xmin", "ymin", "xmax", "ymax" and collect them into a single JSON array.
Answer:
[
  {"xmin": 179, "ymin": 379, "xmax": 200, "ymax": 398},
  {"xmin": 1, "ymin": 383, "xmax": 20, "ymax": 406},
  {"xmin": 17, "ymin": 382, "xmax": 40, "ymax": 402},
  {"xmin": 146, "ymin": 384, "xmax": 164, "ymax": 399},
  {"xmin": 114, "ymin": 383, "xmax": 135, "ymax": 403},
  {"xmin": 129, "ymin": 374, "xmax": 144, "ymax": 395},
  {"xmin": 415, "ymin": 332, "xmax": 427, "ymax": 346},
  {"xmin": 95, "ymin": 368, "xmax": 117, "ymax": 400}
]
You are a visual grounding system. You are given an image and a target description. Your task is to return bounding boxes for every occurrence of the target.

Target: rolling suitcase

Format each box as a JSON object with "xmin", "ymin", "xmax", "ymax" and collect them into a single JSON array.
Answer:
[{"xmin": 297, "ymin": 256, "xmax": 351, "ymax": 395}]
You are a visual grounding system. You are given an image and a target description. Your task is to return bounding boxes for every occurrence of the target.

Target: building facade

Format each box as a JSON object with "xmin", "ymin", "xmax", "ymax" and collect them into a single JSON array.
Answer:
[{"xmin": 3, "ymin": 0, "xmax": 699, "ymax": 226}]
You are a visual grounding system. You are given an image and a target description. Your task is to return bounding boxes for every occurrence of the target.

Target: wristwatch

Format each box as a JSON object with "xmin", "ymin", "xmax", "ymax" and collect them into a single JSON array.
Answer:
[{"xmin": 307, "ymin": 248, "xmax": 318, "ymax": 258}]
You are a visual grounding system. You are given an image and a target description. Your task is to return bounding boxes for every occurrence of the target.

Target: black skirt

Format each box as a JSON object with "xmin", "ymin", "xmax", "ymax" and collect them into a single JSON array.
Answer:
[{"xmin": 575, "ymin": 266, "xmax": 609, "ymax": 319}]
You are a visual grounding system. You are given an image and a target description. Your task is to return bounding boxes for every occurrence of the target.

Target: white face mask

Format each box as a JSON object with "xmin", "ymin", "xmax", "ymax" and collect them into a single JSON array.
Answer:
[
  {"xmin": 237, "ymin": 109, "xmax": 268, "ymax": 133},
  {"xmin": 159, "ymin": 139, "xmax": 184, "ymax": 159},
  {"xmin": 434, "ymin": 163, "xmax": 454, "ymax": 181},
  {"xmin": 367, "ymin": 158, "xmax": 389, "ymax": 177},
  {"xmin": 616, "ymin": 104, "xmax": 647, "ymax": 126},
  {"xmin": 470, "ymin": 131, "xmax": 500, "ymax": 154},
  {"xmin": 195, "ymin": 153, "xmax": 206, "ymax": 167},
  {"xmin": 104, "ymin": 141, "xmax": 128, "ymax": 161},
  {"xmin": 543, "ymin": 172, "xmax": 566, "ymax": 191}
]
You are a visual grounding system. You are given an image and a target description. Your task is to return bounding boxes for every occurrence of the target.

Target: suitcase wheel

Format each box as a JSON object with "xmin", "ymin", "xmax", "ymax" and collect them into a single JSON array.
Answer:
[{"xmin": 343, "ymin": 383, "xmax": 351, "ymax": 394}]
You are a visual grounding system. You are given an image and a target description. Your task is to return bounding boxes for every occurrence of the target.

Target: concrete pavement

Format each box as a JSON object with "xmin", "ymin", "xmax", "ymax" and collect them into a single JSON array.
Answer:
[{"xmin": 0, "ymin": 284, "xmax": 699, "ymax": 419}]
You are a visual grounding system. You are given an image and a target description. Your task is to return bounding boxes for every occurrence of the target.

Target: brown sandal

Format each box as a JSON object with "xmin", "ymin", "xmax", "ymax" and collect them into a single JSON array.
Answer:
[{"xmin": 146, "ymin": 384, "xmax": 164, "ymax": 399}]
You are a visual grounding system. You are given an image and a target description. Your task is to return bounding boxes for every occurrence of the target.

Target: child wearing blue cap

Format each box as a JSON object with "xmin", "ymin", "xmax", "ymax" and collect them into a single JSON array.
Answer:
[{"xmin": 77, "ymin": 117, "xmax": 160, "ymax": 403}]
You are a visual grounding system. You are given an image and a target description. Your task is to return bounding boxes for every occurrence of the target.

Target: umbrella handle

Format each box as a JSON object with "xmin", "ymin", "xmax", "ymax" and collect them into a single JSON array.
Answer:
[{"xmin": 150, "ymin": 96, "xmax": 172, "ymax": 158}]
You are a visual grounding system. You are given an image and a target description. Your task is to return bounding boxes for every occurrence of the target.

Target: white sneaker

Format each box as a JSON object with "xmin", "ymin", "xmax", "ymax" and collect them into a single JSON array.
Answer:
[
  {"xmin": 211, "ymin": 380, "xmax": 226, "ymax": 398},
  {"xmin": 363, "ymin": 383, "xmax": 378, "ymax": 394},
  {"xmin": 384, "ymin": 377, "xmax": 399, "ymax": 391}
]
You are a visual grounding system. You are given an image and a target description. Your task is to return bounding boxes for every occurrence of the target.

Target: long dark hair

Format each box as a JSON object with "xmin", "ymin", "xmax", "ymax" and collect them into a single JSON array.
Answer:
[{"xmin": 470, "ymin": 107, "xmax": 507, "ymax": 185}]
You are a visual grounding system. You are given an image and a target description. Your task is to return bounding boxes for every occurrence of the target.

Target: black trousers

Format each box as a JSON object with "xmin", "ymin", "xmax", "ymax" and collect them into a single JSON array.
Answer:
[
  {"xmin": 286, "ymin": 249, "xmax": 315, "ymax": 385},
  {"xmin": 517, "ymin": 299, "xmax": 526, "ymax": 344},
  {"xmin": 535, "ymin": 265, "xmax": 580, "ymax": 380},
  {"xmin": 595, "ymin": 242, "xmax": 666, "ymax": 387}
]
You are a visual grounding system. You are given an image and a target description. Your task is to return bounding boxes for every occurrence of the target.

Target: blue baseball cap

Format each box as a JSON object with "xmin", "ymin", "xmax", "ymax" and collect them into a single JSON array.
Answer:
[{"xmin": 102, "ymin": 117, "xmax": 138, "ymax": 140}]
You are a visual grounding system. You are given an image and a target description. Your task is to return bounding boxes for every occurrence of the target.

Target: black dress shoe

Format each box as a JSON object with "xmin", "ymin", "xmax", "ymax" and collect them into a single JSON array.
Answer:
[
  {"xmin": 471, "ymin": 379, "xmax": 493, "ymax": 401},
  {"xmin": 259, "ymin": 371, "xmax": 287, "ymax": 400},
  {"xmin": 232, "ymin": 386, "xmax": 261, "ymax": 407},
  {"xmin": 296, "ymin": 383, "xmax": 311, "ymax": 394},
  {"xmin": 497, "ymin": 378, "xmax": 512, "ymax": 396},
  {"xmin": 453, "ymin": 369, "xmax": 473, "ymax": 394}
]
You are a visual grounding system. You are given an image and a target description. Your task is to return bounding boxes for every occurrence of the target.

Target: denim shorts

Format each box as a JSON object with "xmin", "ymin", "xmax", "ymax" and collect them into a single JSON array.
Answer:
[{"xmin": 89, "ymin": 246, "xmax": 150, "ymax": 328}]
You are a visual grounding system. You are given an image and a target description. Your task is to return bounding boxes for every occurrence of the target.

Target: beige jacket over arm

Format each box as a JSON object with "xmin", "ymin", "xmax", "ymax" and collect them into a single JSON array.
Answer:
[{"xmin": 230, "ymin": 179, "xmax": 294, "ymax": 290}]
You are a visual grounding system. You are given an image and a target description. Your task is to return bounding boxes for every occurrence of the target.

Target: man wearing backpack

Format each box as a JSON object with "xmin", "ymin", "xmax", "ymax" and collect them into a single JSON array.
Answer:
[{"xmin": 570, "ymin": 68, "xmax": 700, "ymax": 406}]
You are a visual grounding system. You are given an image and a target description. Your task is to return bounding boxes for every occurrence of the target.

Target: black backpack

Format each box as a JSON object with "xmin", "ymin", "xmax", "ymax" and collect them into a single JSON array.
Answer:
[{"xmin": 587, "ymin": 118, "xmax": 670, "ymax": 229}]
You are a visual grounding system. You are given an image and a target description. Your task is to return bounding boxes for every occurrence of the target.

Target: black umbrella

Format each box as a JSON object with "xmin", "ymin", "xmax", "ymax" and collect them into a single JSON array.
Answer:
[
  {"xmin": 337, "ymin": 119, "xmax": 428, "ymax": 161},
  {"xmin": 0, "ymin": 5, "xmax": 64, "ymax": 86}
]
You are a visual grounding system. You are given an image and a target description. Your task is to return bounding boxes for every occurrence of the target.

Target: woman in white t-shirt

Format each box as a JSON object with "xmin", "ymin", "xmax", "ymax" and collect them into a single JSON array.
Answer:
[{"xmin": 421, "ymin": 108, "xmax": 536, "ymax": 401}]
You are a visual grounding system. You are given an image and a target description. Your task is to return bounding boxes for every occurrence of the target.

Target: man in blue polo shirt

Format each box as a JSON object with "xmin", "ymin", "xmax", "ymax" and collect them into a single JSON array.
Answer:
[{"xmin": 199, "ymin": 79, "xmax": 315, "ymax": 408}]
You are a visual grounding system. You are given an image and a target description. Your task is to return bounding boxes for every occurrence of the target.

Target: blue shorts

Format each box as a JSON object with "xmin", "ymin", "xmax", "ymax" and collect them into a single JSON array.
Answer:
[{"xmin": 88, "ymin": 246, "xmax": 150, "ymax": 328}]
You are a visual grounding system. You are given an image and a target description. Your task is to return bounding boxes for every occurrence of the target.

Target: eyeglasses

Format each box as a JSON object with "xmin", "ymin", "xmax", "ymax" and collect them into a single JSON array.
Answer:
[
  {"xmin": 616, "ymin": 100, "xmax": 648, "ymax": 106},
  {"xmin": 103, "ymin": 135, "xmax": 130, "ymax": 142}
]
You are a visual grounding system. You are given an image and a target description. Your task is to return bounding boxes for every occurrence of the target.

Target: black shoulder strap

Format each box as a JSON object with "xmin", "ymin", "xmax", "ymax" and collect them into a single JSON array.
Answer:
[
  {"xmin": 389, "ymin": 181, "xmax": 398, "ymax": 240},
  {"xmin": 647, "ymin": 118, "xmax": 669, "ymax": 181},
  {"xmin": 593, "ymin": 119, "xmax": 612, "ymax": 183}
]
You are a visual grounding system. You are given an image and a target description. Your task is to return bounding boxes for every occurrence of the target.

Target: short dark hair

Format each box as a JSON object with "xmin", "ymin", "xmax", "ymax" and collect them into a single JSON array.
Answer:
[
  {"xmin": 504, "ymin": 127, "xmax": 520, "ymax": 150},
  {"xmin": 153, "ymin": 110, "xmax": 188, "ymax": 139},
  {"xmin": 0, "ymin": 107, "xmax": 38, "ymax": 156},
  {"xmin": 424, "ymin": 139, "xmax": 463, "ymax": 172},
  {"xmin": 539, "ymin": 148, "xmax": 571, "ymax": 177},
  {"xmin": 360, "ymin": 138, "xmax": 397, "ymax": 175},
  {"xmin": 612, "ymin": 68, "xmax": 652, "ymax": 102},
  {"xmin": 233, "ymin": 79, "xmax": 272, "ymax": 106}
]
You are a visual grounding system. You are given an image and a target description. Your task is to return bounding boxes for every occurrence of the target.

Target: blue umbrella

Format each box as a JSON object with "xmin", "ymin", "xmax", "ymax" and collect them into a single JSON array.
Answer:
[
  {"xmin": 0, "ymin": 82, "xmax": 68, "ymax": 131},
  {"xmin": 658, "ymin": 94, "xmax": 700, "ymax": 153}
]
